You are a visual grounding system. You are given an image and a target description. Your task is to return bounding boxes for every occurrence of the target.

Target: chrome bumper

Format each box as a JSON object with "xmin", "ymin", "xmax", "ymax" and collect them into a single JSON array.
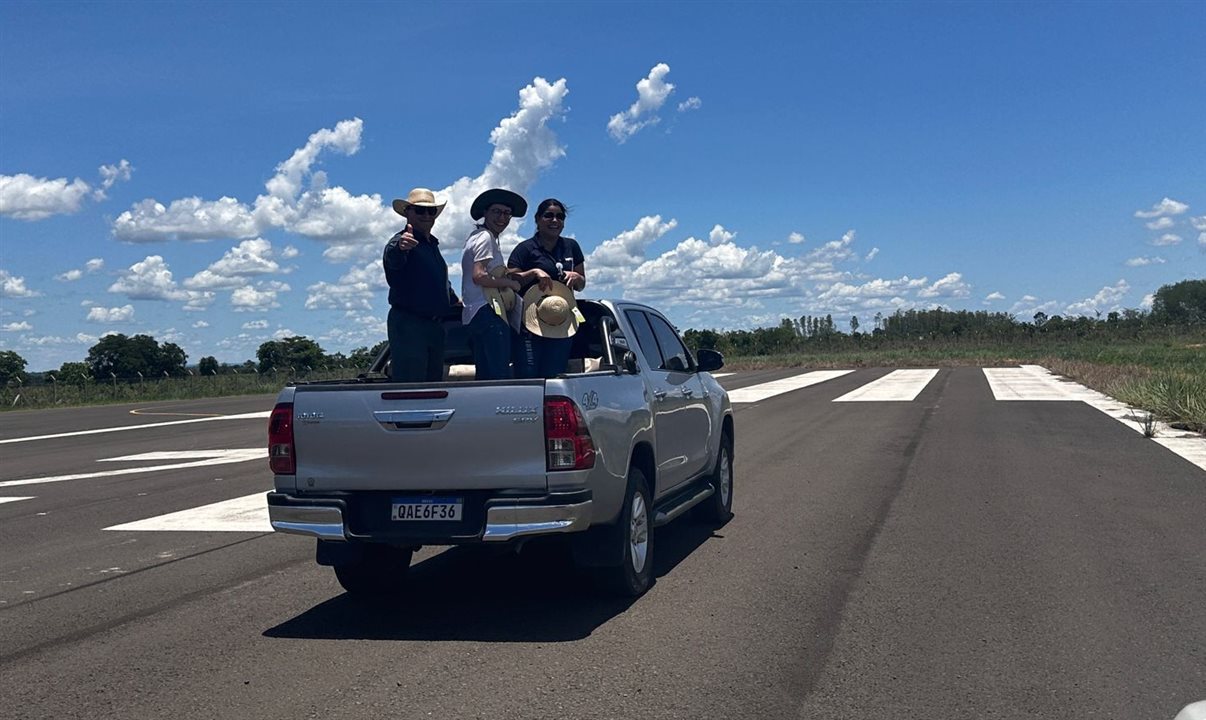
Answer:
[{"xmin": 268, "ymin": 497, "xmax": 592, "ymax": 543}]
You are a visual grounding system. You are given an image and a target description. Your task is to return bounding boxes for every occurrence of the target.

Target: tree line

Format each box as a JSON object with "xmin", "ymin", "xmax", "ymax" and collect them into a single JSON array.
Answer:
[{"xmin": 0, "ymin": 279, "xmax": 1202, "ymax": 385}]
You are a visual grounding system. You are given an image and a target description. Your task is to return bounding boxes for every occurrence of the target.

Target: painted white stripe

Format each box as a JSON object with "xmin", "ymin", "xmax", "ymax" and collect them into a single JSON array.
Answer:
[
  {"xmin": 711, "ymin": 372, "xmax": 733, "ymax": 378},
  {"xmin": 106, "ymin": 492, "xmax": 271, "ymax": 533},
  {"xmin": 0, "ymin": 449, "xmax": 267, "ymax": 489},
  {"xmin": 727, "ymin": 370, "xmax": 853, "ymax": 404},
  {"xmin": 983, "ymin": 367, "xmax": 1072, "ymax": 400},
  {"xmin": 0, "ymin": 411, "xmax": 271, "ymax": 445},
  {"xmin": 987, "ymin": 365, "xmax": 1206, "ymax": 474},
  {"xmin": 0, "ymin": 497, "xmax": 35, "ymax": 505},
  {"xmin": 834, "ymin": 369, "xmax": 939, "ymax": 402}
]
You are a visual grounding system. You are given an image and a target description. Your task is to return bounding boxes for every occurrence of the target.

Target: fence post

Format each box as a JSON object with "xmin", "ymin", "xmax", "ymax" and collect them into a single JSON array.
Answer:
[
  {"xmin": 49, "ymin": 374, "xmax": 57, "ymax": 404},
  {"xmin": 111, "ymin": 372, "xmax": 117, "ymax": 399}
]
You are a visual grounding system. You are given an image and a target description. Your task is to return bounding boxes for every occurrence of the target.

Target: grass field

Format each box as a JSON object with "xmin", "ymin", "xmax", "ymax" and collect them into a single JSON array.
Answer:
[{"xmin": 3, "ymin": 340, "xmax": 1203, "ymax": 433}]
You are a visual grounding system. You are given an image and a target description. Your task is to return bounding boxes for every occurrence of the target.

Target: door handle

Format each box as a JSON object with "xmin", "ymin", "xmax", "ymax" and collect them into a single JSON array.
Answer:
[
  {"xmin": 374, "ymin": 409, "xmax": 455, "ymax": 430},
  {"xmin": 653, "ymin": 390, "xmax": 668, "ymax": 400},
  {"xmin": 681, "ymin": 387, "xmax": 694, "ymax": 397}
]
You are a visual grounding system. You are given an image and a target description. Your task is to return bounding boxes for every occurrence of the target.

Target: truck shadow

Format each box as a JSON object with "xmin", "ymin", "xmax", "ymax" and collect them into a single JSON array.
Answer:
[{"xmin": 263, "ymin": 521, "xmax": 724, "ymax": 643}]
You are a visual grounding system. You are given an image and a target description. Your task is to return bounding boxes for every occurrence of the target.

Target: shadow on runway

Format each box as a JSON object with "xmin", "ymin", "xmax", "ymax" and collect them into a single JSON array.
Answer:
[{"xmin": 263, "ymin": 520, "xmax": 724, "ymax": 643}]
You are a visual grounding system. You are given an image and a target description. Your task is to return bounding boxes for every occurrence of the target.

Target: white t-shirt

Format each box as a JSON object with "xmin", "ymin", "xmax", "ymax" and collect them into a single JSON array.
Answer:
[{"xmin": 460, "ymin": 226, "xmax": 518, "ymax": 328}]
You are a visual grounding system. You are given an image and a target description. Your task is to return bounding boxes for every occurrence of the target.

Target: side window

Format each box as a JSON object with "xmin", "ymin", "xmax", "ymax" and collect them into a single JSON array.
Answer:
[
  {"xmin": 624, "ymin": 310, "xmax": 665, "ymax": 370},
  {"xmin": 647, "ymin": 314, "xmax": 694, "ymax": 372}
]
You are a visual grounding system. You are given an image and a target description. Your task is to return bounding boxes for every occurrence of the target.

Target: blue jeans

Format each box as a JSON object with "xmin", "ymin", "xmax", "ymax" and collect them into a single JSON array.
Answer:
[
  {"xmin": 515, "ymin": 330, "xmax": 572, "ymax": 379},
  {"xmin": 468, "ymin": 307, "xmax": 513, "ymax": 380}
]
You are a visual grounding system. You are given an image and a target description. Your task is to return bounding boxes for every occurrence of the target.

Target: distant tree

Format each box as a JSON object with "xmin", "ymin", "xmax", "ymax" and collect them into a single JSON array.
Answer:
[
  {"xmin": 198, "ymin": 356, "xmax": 219, "ymax": 375},
  {"xmin": 1032, "ymin": 311, "xmax": 1048, "ymax": 327},
  {"xmin": 57, "ymin": 361, "xmax": 91, "ymax": 383},
  {"xmin": 257, "ymin": 336, "xmax": 325, "ymax": 373},
  {"xmin": 0, "ymin": 350, "xmax": 27, "ymax": 384},
  {"xmin": 86, "ymin": 334, "xmax": 188, "ymax": 378},
  {"xmin": 1152, "ymin": 279, "xmax": 1206, "ymax": 324},
  {"xmin": 850, "ymin": 316, "xmax": 860, "ymax": 334}
]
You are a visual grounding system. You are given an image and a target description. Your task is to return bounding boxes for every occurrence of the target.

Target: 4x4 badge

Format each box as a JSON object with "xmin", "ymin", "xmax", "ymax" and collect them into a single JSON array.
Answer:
[{"xmin": 581, "ymin": 390, "xmax": 599, "ymax": 410}]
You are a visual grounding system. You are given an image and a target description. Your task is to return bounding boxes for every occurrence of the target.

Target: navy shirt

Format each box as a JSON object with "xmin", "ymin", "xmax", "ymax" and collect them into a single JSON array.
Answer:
[
  {"xmin": 507, "ymin": 235, "xmax": 585, "ymax": 295},
  {"xmin": 382, "ymin": 229, "xmax": 459, "ymax": 318}
]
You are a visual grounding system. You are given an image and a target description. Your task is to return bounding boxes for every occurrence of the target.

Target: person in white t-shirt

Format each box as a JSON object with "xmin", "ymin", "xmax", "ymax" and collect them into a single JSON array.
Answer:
[{"xmin": 460, "ymin": 188, "xmax": 526, "ymax": 380}]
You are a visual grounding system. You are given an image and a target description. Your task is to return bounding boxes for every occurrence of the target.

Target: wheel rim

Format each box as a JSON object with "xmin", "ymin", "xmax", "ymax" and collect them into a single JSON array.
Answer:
[
  {"xmin": 719, "ymin": 448, "xmax": 732, "ymax": 507},
  {"xmin": 629, "ymin": 492, "xmax": 649, "ymax": 574}
]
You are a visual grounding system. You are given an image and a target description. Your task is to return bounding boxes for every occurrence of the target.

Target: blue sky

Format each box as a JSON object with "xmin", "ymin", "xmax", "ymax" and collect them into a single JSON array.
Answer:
[{"xmin": 1, "ymin": 1, "xmax": 1203, "ymax": 371}]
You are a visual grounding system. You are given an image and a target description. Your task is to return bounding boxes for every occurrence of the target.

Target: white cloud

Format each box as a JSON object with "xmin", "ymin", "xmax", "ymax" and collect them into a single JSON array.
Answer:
[
  {"xmin": 85, "ymin": 258, "xmax": 105, "ymax": 272},
  {"xmin": 864, "ymin": 247, "xmax": 879, "ymax": 261},
  {"xmin": 677, "ymin": 97, "xmax": 702, "ymax": 112},
  {"xmin": 1125, "ymin": 256, "xmax": 1166, "ymax": 267},
  {"xmin": 192, "ymin": 320, "xmax": 209, "ymax": 328},
  {"xmin": 113, "ymin": 196, "xmax": 259, "ymax": 242},
  {"xmin": 917, "ymin": 272, "xmax": 972, "ymax": 299},
  {"xmin": 1191, "ymin": 216, "xmax": 1206, "ymax": 231},
  {"xmin": 86, "ymin": 305, "xmax": 135, "ymax": 323},
  {"xmin": 984, "ymin": 291, "xmax": 1005, "ymax": 302},
  {"xmin": 788, "ymin": 232, "xmax": 805, "ymax": 245},
  {"xmin": 587, "ymin": 215, "xmax": 679, "ymax": 286},
  {"xmin": 1152, "ymin": 233, "xmax": 1182, "ymax": 246},
  {"xmin": 1199, "ymin": 232, "xmax": 1206, "ymax": 249},
  {"xmin": 305, "ymin": 260, "xmax": 383, "ymax": 311},
  {"xmin": 56, "ymin": 269, "xmax": 83, "ymax": 282},
  {"xmin": 183, "ymin": 238, "xmax": 285, "ymax": 290},
  {"xmin": 2, "ymin": 321, "xmax": 32, "ymax": 332},
  {"xmin": 242, "ymin": 319, "xmax": 269, "ymax": 329},
  {"xmin": 607, "ymin": 63, "xmax": 676, "ymax": 143},
  {"xmin": 1065, "ymin": 279, "xmax": 1130, "ymax": 316},
  {"xmin": 1145, "ymin": 217, "xmax": 1174, "ymax": 231},
  {"xmin": 231, "ymin": 281, "xmax": 289, "ymax": 311},
  {"xmin": 1, "ymin": 269, "xmax": 40, "ymax": 298},
  {"xmin": 0, "ymin": 173, "xmax": 91, "ymax": 220},
  {"xmin": 280, "ymin": 245, "xmax": 300, "ymax": 259},
  {"xmin": 94, "ymin": 159, "xmax": 133, "ymax": 199},
  {"xmin": 1134, "ymin": 197, "xmax": 1189, "ymax": 218},
  {"xmin": 108, "ymin": 255, "xmax": 201, "ymax": 304}
]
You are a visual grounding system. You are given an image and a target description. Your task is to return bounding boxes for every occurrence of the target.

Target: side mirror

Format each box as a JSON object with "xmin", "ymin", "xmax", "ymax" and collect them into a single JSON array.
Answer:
[
  {"xmin": 622, "ymin": 351, "xmax": 639, "ymax": 374},
  {"xmin": 696, "ymin": 349, "xmax": 724, "ymax": 373}
]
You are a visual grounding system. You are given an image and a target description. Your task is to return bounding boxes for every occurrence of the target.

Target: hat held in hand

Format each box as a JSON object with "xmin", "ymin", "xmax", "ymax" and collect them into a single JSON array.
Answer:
[
  {"xmin": 483, "ymin": 265, "xmax": 516, "ymax": 313},
  {"xmin": 523, "ymin": 281, "xmax": 579, "ymax": 338}
]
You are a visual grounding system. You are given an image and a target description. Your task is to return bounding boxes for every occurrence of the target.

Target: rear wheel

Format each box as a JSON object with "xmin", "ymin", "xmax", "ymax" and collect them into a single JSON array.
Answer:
[
  {"xmin": 697, "ymin": 435, "xmax": 733, "ymax": 526},
  {"xmin": 333, "ymin": 544, "xmax": 412, "ymax": 597},
  {"xmin": 598, "ymin": 467, "xmax": 654, "ymax": 597}
]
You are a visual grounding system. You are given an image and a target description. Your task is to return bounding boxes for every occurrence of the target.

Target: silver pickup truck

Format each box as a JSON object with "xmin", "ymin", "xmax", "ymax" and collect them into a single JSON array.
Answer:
[{"xmin": 266, "ymin": 299, "xmax": 734, "ymax": 597}]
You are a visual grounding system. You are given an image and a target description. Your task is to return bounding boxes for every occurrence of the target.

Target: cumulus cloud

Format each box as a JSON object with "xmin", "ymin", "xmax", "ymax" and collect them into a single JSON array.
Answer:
[
  {"xmin": 113, "ymin": 196, "xmax": 260, "ymax": 242},
  {"xmin": 0, "ymin": 173, "xmax": 91, "ymax": 220},
  {"xmin": 231, "ymin": 281, "xmax": 289, "ymax": 311},
  {"xmin": 1134, "ymin": 197, "xmax": 1189, "ymax": 218},
  {"xmin": 587, "ymin": 215, "xmax": 679, "ymax": 286},
  {"xmin": 984, "ymin": 291, "xmax": 1005, "ymax": 303},
  {"xmin": 86, "ymin": 305, "xmax": 135, "ymax": 323},
  {"xmin": 788, "ymin": 232, "xmax": 805, "ymax": 245},
  {"xmin": 1065, "ymin": 280, "xmax": 1130, "ymax": 316},
  {"xmin": 0, "ymin": 161, "xmax": 132, "ymax": 220},
  {"xmin": 305, "ymin": 260, "xmax": 383, "ymax": 311},
  {"xmin": 677, "ymin": 97, "xmax": 702, "ymax": 112},
  {"xmin": 108, "ymin": 255, "xmax": 212, "ymax": 309},
  {"xmin": 1145, "ymin": 217, "xmax": 1174, "ymax": 231},
  {"xmin": 607, "ymin": 63, "xmax": 677, "ymax": 143},
  {"xmin": 1199, "ymin": 232, "xmax": 1206, "ymax": 250},
  {"xmin": 2, "ymin": 321, "xmax": 32, "ymax": 332},
  {"xmin": 864, "ymin": 248, "xmax": 879, "ymax": 261},
  {"xmin": 242, "ymin": 319, "xmax": 269, "ymax": 330},
  {"xmin": 192, "ymin": 320, "xmax": 209, "ymax": 328},
  {"xmin": 1, "ymin": 269, "xmax": 40, "ymax": 298},
  {"xmin": 1152, "ymin": 233, "xmax": 1182, "ymax": 246},
  {"xmin": 1125, "ymin": 256, "xmax": 1166, "ymax": 267},
  {"xmin": 56, "ymin": 257, "xmax": 105, "ymax": 282},
  {"xmin": 917, "ymin": 272, "xmax": 972, "ymax": 299},
  {"xmin": 1191, "ymin": 216, "xmax": 1206, "ymax": 231},
  {"xmin": 183, "ymin": 238, "xmax": 286, "ymax": 290}
]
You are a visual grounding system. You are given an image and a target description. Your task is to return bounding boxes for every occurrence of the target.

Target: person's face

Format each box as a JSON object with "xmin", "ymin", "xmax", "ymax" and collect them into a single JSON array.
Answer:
[
  {"xmin": 535, "ymin": 204, "xmax": 566, "ymax": 236},
  {"xmin": 405, "ymin": 205, "xmax": 438, "ymax": 234},
  {"xmin": 484, "ymin": 204, "xmax": 512, "ymax": 235}
]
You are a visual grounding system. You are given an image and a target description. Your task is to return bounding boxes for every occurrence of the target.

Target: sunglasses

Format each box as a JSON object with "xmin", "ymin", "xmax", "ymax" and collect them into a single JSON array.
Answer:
[
  {"xmin": 541, "ymin": 212, "xmax": 566, "ymax": 221},
  {"xmin": 487, "ymin": 207, "xmax": 513, "ymax": 217},
  {"xmin": 409, "ymin": 206, "xmax": 439, "ymax": 217}
]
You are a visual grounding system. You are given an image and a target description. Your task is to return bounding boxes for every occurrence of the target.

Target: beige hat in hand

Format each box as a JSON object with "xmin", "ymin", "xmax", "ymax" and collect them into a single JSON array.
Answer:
[{"xmin": 522, "ymin": 281, "xmax": 579, "ymax": 338}]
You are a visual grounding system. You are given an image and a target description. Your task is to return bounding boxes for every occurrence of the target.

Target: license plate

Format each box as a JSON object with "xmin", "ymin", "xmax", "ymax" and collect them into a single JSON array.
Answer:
[{"xmin": 390, "ymin": 496, "xmax": 463, "ymax": 521}]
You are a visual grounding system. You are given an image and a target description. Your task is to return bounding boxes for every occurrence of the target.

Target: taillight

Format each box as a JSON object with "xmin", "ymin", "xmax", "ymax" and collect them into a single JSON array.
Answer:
[
  {"xmin": 268, "ymin": 402, "xmax": 295, "ymax": 475},
  {"xmin": 544, "ymin": 396, "xmax": 595, "ymax": 471}
]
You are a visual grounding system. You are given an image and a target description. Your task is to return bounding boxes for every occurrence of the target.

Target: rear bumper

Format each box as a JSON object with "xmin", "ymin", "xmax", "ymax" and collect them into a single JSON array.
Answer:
[{"xmin": 267, "ymin": 490, "xmax": 592, "ymax": 543}]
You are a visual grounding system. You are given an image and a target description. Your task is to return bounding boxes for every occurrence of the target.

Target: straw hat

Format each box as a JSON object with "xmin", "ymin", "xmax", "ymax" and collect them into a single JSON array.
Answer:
[
  {"xmin": 471, "ymin": 188, "xmax": 527, "ymax": 221},
  {"xmin": 392, "ymin": 188, "xmax": 446, "ymax": 217},
  {"xmin": 483, "ymin": 265, "xmax": 516, "ymax": 312},
  {"xmin": 523, "ymin": 281, "xmax": 579, "ymax": 338}
]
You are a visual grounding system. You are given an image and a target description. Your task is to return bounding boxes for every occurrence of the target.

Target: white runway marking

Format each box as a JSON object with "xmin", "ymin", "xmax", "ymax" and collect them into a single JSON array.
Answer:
[
  {"xmin": 0, "ymin": 449, "xmax": 267, "ymax": 489},
  {"xmin": 0, "ymin": 497, "xmax": 34, "ymax": 505},
  {"xmin": 0, "ymin": 411, "xmax": 271, "ymax": 445},
  {"xmin": 106, "ymin": 492, "xmax": 271, "ymax": 533},
  {"xmin": 834, "ymin": 369, "xmax": 940, "ymax": 402},
  {"xmin": 712, "ymin": 372, "xmax": 733, "ymax": 378},
  {"xmin": 727, "ymin": 370, "xmax": 853, "ymax": 404},
  {"xmin": 985, "ymin": 365, "xmax": 1206, "ymax": 473}
]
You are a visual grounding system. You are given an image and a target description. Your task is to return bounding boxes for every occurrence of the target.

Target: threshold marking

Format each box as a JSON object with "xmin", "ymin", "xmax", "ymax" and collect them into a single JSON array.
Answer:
[
  {"xmin": 834, "ymin": 369, "xmax": 939, "ymax": 402},
  {"xmin": 0, "ymin": 497, "xmax": 34, "ymax": 505},
  {"xmin": 0, "ymin": 411, "xmax": 271, "ymax": 445},
  {"xmin": 0, "ymin": 449, "xmax": 267, "ymax": 489},
  {"xmin": 106, "ymin": 492, "xmax": 271, "ymax": 533},
  {"xmin": 728, "ymin": 370, "xmax": 853, "ymax": 404}
]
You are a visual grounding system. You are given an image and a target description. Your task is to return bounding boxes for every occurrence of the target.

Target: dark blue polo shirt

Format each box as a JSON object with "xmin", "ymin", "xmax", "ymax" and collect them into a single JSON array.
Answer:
[
  {"xmin": 507, "ymin": 235, "xmax": 585, "ymax": 295},
  {"xmin": 382, "ymin": 229, "xmax": 459, "ymax": 318}
]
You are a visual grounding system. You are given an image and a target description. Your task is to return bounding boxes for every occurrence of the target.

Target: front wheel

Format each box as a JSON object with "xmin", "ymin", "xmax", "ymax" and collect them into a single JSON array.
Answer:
[
  {"xmin": 696, "ymin": 436, "xmax": 733, "ymax": 526},
  {"xmin": 333, "ymin": 544, "xmax": 413, "ymax": 597},
  {"xmin": 597, "ymin": 467, "xmax": 654, "ymax": 597}
]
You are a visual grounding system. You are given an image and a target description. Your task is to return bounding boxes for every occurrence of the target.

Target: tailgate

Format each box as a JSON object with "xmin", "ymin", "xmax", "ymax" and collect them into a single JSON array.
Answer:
[{"xmin": 291, "ymin": 382, "xmax": 547, "ymax": 492}]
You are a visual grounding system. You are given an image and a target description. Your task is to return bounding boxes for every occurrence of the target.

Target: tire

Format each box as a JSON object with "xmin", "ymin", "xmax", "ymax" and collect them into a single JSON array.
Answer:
[
  {"xmin": 696, "ymin": 435, "xmax": 734, "ymax": 526},
  {"xmin": 598, "ymin": 467, "xmax": 654, "ymax": 597},
  {"xmin": 333, "ymin": 544, "xmax": 413, "ymax": 597}
]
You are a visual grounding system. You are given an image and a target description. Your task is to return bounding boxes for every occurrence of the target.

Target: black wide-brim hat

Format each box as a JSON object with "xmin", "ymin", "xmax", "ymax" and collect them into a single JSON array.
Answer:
[{"xmin": 470, "ymin": 188, "xmax": 527, "ymax": 221}]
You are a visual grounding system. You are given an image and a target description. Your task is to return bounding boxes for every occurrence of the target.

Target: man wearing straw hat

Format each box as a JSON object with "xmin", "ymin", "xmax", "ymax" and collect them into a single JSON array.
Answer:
[
  {"xmin": 382, "ymin": 188, "xmax": 459, "ymax": 382},
  {"xmin": 460, "ymin": 188, "xmax": 526, "ymax": 380}
]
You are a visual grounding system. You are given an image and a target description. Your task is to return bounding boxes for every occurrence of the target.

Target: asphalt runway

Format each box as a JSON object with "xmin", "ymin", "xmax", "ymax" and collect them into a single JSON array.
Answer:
[{"xmin": 1, "ymin": 368, "xmax": 1202, "ymax": 719}]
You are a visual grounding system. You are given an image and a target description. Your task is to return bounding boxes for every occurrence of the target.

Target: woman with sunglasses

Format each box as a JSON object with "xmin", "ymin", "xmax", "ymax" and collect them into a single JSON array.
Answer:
[{"xmin": 507, "ymin": 198, "xmax": 586, "ymax": 378}]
